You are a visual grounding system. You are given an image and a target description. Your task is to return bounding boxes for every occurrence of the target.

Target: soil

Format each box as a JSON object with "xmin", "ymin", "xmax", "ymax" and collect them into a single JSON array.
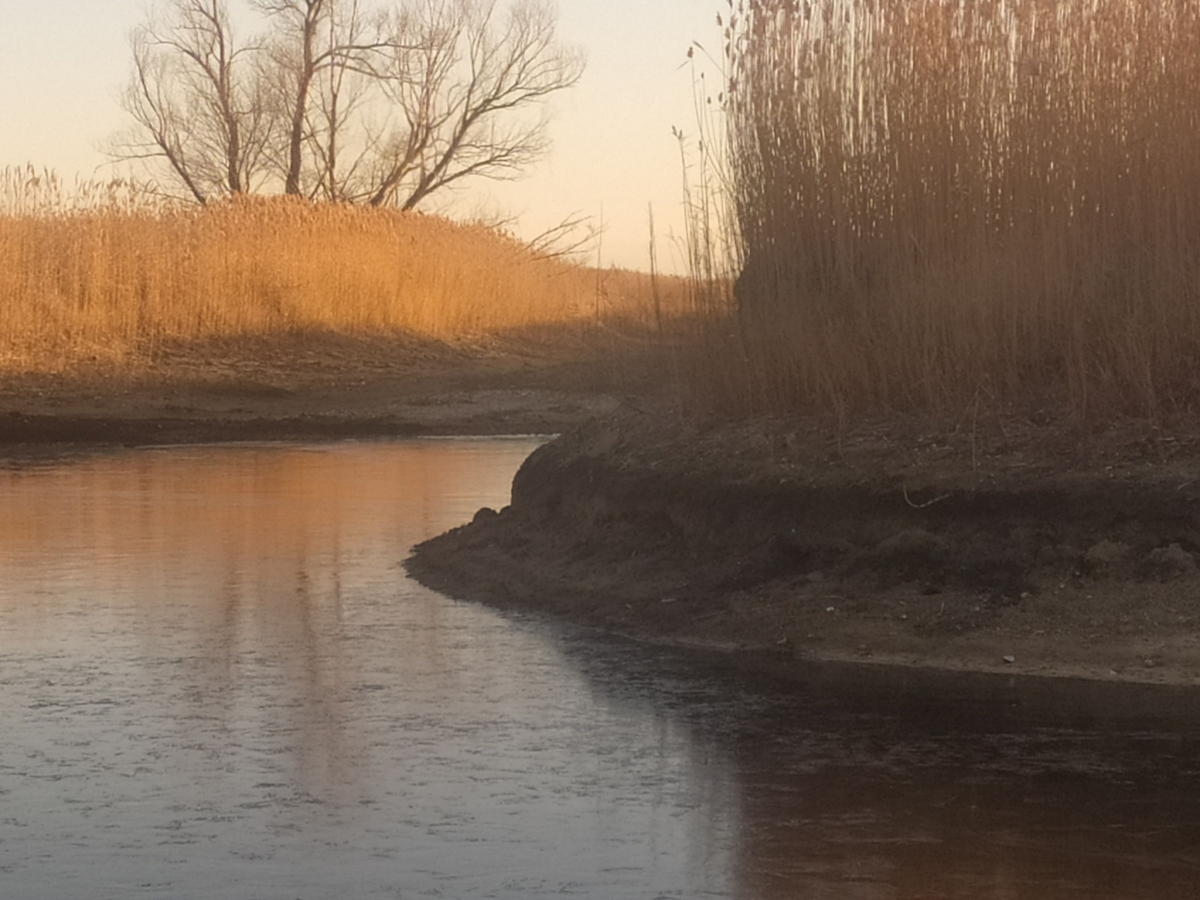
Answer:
[
  {"xmin": 408, "ymin": 404, "xmax": 1200, "ymax": 689},
  {"xmin": 0, "ymin": 328, "xmax": 645, "ymax": 452}
]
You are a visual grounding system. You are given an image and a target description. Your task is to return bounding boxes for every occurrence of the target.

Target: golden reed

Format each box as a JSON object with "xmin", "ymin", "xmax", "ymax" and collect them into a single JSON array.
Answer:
[
  {"xmin": 0, "ymin": 167, "xmax": 689, "ymax": 374},
  {"xmin": 714, "ymin": 0, "xmax": 1200, "ymax": 420}
]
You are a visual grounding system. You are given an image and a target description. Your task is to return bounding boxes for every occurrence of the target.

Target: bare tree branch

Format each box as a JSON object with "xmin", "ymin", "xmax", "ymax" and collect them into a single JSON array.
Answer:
[
  {"xmin": 526, "ymin": 211, "xmax": 598, "ymax": 260},
  {"xmin": 370, "ymin": 0, "xmax": 585, "ymax": 210},
  {"xmin": 254, "ymin": 0, "xmax": 402, "ymax": 197},
  {"xmin": 108, "ymin": 0, "xmax": 273, "ymax": 202},
  {"xmin": 109, "ymin": 0, "xmax": 583, "ymax": 211}
]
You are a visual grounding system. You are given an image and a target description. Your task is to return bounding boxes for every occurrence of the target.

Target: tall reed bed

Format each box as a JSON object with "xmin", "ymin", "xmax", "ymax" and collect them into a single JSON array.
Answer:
[
  {"xmin": 0, "ymin": 172, "xmax": 603, "ymax": 373},
  {"xmin": 716, "ymin": 0, "xmax": 1200, "ymax": 419}
]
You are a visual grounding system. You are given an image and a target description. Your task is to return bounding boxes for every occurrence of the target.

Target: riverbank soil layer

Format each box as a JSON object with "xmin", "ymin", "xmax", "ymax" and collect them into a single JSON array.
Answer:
[
  {"xmin": 408, "ymin": 406, "xmax": 1200, "ymax": 687},
  {"xmin": 0, "ymin": 328, "xmax": 654, "ymax": 450}
]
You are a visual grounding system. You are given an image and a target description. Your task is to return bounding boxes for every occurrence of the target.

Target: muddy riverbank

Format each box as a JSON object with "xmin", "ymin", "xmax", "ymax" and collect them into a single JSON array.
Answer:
[
  {"xmin": 0, "ymin": 330, "xmax": 644, "ymax": 452},
  {"xmin": 408, "ymin": 407, "xmax": 1200, "ymax": 687}
]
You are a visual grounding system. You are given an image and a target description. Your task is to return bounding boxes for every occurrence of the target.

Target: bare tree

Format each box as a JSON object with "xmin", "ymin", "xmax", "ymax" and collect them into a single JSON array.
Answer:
[
  {"xmin": 366, "ymin": 0, "xmax": 585, "ymax": 209},
  {"xmin": 111, "ymin": 0, "xmax": 583, "ymax": 210},
  {"xmin": 305, "ymin": 2, "xmax": 386, "ymax": 199},
  {"xmin": 252, "ymin": 0, "xmax": 395, "ymax": 197},
  {"xmin": 110, "ymin": 0, "xmax": 273, "ymax": 202}
]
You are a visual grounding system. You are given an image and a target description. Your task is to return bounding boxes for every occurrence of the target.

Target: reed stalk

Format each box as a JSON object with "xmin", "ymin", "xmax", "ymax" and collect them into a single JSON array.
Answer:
[
  {"xmin": 0, "ymin": 167, "xmax": 691, "ymax": 374},
  {"xmin": 718, "ymin": 0, "xmax": 1200, "ymax": 420}
]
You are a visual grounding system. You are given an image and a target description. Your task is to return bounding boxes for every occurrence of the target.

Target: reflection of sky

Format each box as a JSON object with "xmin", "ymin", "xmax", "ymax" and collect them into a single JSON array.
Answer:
[
  {"xmin": 0, "ymin": 441, "xmax": 530, "ymax": 600},
  {"xmin": 0, "ymin": 440, "xmax": 741, "ymax": 899},
  {"xmin": 0, "ymin": 1, "xmax": 717, "ymax": 270}
]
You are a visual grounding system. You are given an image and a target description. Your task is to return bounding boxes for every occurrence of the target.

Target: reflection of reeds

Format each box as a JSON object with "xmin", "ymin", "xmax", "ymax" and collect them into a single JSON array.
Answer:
[
  {"xmin": 0, "ymin": 169, "xmax": 694, "ymax": 375},
  {"xmin": 0, "ymin": 443, "xmax": 535, "ymax": 577},
  {"xmin": 715, "ymin": 0, "xmax": 1200, "ymax": 419}
]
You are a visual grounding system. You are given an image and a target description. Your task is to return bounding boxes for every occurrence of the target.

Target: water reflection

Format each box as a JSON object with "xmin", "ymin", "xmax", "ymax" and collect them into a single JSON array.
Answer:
[
  {"xmin": 0, "ymin": 440, "xmax": 738, "ymax": 899},
  {"xmin": 2, "ymin": 440, "xmax": 1200, "ymax": 899}
]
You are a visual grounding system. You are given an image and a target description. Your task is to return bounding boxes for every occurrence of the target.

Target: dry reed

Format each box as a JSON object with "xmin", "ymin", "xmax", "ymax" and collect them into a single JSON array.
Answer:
[
  {"xmin": 714, "ymin": 0, "xmax": 1200, "ymax": 420},
  {"xmin": 0, "ymin": 168, "xmax": 669, "ymax": 374}
]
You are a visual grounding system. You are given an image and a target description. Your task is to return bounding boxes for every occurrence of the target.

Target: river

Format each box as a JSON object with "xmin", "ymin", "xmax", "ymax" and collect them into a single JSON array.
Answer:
[{"xmin": 1, "ymin": 439, "xmax": 1198, "ymax": 899}]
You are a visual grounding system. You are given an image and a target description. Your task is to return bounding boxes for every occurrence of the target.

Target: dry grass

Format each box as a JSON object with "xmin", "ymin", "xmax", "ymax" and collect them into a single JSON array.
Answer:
[
  {"xmin": 0, "ymin": 167, "xmax": 684, "ymax": 375},
  {"xmin": 712, "ymin": 0, "xmax": 1200, "ymax": 421},
  {"xmin": 591, "ymin": 266, "xmax": 696, "ymax": 335}
]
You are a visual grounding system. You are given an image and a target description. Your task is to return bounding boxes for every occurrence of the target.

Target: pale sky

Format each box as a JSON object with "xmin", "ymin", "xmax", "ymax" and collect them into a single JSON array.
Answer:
[{"xmin": 0, "ymin": 1, "xmax": 723, "ymax": 271}]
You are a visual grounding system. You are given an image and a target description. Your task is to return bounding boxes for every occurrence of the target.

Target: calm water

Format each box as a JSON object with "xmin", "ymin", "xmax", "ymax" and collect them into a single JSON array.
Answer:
[{"xmin": 1, "ymin": 439, "xmax": 1199, "ymax": 900}]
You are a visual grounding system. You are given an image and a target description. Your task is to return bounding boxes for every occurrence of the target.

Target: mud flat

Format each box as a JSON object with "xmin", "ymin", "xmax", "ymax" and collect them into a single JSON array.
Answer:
[
  {"xmin": 0, "ymin": 332, "xmax": 636, "ymax": 455},
  {"xmin": 409, "ymin": 407, "xmax": 1200, "ymax": 690}
]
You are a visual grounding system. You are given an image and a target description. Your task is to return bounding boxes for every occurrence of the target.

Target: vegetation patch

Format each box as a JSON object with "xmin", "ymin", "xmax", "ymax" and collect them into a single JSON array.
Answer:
[
  {"xmin": 696, "ymin": 0, "xmax": 1200, "ymax": 421},
  {"xmin": 0, "ymin": 170, "xmax": 693, "ymax": 378}
]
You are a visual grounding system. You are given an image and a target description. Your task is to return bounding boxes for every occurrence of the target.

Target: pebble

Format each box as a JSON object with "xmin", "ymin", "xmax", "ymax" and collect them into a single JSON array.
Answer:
[{"xmin": 1002, "ymin": 655, "xmax": 1016, "ymax": 664}]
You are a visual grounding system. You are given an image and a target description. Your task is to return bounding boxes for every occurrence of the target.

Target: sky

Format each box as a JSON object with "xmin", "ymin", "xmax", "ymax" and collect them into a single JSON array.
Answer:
[{"xmin": 0, "ymin": 1, "xmax": 724, "ymax": 271}]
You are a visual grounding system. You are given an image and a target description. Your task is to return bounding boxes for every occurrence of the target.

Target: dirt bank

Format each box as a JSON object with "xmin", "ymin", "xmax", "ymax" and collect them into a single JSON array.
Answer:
[
  {"xmin": 0, "ymin": 329, "xmax": 649, "ymax": 454},
  {"xmin": 408, "ymin": 408, "xmax": 1200, "ymax": 687}
]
